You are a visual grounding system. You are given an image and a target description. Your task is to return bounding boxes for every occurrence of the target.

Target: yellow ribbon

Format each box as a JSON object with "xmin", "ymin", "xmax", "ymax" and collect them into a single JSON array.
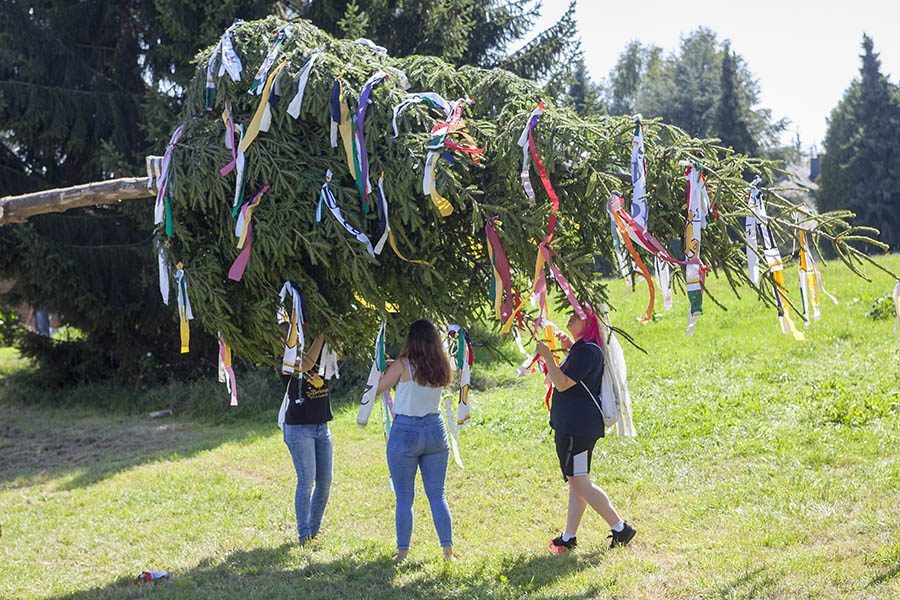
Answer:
[
  {"xmin": 239, "ymin": 60, "xmax": 288, "ymax": 153},
  {"xmin": 773, "ymin": 270, "xmax": 804, "ymax": 341},
  {"xmin": 388, "ymin": 229, "xmax": 433, "ymax": 268},
  {"xmin": 500, "ymin": 247, "xmax": 546, "ymax": 334},
  {"xmin": 427, "ymin": 152, "xmax": 454, "ymax": 216}
]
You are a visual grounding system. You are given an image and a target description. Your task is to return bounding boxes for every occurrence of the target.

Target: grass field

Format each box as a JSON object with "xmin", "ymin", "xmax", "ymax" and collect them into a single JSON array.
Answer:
[{"xmin": 1, "ymin": 255, "xmax": 899, "ymax": 599}]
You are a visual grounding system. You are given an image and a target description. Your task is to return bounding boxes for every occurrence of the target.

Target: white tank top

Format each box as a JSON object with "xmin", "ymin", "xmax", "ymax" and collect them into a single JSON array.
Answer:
[{"xmin": 392, "ymin": 358, "xmax": 443, "ymax": 417}]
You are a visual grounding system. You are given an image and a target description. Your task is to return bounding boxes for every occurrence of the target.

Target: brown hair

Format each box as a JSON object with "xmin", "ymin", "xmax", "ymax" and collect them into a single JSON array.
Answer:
[{"xmin": 399, "ymin": 319, "xmax": 451, "ymax": 388}]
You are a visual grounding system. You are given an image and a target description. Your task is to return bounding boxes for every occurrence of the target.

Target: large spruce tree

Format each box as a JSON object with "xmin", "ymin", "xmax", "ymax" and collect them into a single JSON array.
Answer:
[{"xmin": 818, "ymin": 34, "xmax": 900, "ymax": 250}]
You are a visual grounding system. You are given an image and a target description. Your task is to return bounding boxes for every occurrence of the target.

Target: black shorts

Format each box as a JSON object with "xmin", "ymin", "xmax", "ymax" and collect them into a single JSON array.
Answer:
[{"xmin": 554, "ymin": 431, "xmax": 598, "ymax": 481}]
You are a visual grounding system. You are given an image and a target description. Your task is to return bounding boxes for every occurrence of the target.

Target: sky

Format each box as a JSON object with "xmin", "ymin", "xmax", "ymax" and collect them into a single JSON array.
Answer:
[{"xmin": 525, "ymin": 0, "xmax": 900, "ymax": 152}]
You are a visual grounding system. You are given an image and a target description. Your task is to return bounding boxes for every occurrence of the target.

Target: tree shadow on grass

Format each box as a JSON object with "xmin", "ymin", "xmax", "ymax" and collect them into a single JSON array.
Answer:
[
  {"xmin": 0, "ymin": 400, "xmax": 268, "ymax": 491},
  {"xmin": 868, "ymin": 562, "xmax": 900, "ymax": 587},
  {"xmin": 46, "ymin": 541, "xmax": 616, "ymax": 600}
]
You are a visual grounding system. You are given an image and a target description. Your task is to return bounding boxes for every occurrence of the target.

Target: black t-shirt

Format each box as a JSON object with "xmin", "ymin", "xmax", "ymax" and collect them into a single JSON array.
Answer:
[
  {"xmin": 549, "ymin": 339, "xmax": 605, "ymax": 439},
  {"xmin": 280, "ymin": 368, "xmax": 333, "ymax": 425}
]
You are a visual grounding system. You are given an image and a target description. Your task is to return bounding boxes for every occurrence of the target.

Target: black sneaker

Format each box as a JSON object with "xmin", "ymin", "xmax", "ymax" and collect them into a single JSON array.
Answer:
[
  {"xmin": 549, "ymin": 535, "xmax": 576, "ymax": 553},
  {"xmin": 608, "ymin": 522, "xmax": 636, "ymax": 548}
]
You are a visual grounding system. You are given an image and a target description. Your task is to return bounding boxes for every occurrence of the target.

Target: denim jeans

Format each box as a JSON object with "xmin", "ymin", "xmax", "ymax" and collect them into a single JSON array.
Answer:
[
  {"xmin": 386, "ymin": 413, "xmax": 452, "ymax": 550},
  {"xmin": 283, "ymin": 423, "xmax": 333, "ymax": 541}
]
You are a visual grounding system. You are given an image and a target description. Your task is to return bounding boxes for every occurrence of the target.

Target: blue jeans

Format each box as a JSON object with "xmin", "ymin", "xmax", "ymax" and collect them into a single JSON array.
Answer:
[
  {"xmin": 386, "ymin": 413, "xmax": 452, "ymax": 550},
  {"xmin": 283, "ymin": 423, "xmax": 333, "ymax": 540}
]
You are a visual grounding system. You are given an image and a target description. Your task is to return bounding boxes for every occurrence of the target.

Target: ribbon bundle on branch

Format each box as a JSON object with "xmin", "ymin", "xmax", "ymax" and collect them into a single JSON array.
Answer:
[{"xmin": 159, "ymin": 16, "xmax": 892, "ymax": 363}]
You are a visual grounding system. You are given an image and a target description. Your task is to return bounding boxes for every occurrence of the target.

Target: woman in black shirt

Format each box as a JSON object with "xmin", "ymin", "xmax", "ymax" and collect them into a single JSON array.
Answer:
[
  {"xmin": 536, "ymin": 309, "xmax": 636, "ymax": 552},
  {"xmin": 280, "ymin": 330, "xmax": 333, "ymax": 544}
]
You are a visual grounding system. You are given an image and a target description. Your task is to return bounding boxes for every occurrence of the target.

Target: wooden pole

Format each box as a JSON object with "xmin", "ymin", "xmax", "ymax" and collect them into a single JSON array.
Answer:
[{"xmin": 0, "ymin": 177, "xmax": 157, "ymax": 226}]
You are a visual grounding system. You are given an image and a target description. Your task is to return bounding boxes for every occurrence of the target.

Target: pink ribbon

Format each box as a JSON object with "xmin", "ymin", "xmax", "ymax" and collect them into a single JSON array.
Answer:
[{"xmin": 228, "ymin": 222, "xmax": 253, "ymax": 281}]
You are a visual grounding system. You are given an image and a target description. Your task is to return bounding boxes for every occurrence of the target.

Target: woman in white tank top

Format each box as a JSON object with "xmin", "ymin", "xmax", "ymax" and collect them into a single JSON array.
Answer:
[{"xmin": 377, "ymin": 319, "xmax": 454, "ymax": 562}]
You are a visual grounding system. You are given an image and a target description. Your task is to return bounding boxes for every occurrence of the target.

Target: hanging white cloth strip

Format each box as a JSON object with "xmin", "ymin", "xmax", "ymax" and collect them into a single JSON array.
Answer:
[
  {"xmin": 286, "ymin": 53, "xmax": 319, "ymax": 119},
  {"xmin": 684, "ymin": 163, "xmax": 709, "ymax": 335},
  {"xmin": 317, "ymin": 170, "xmax": 375, "ymax": 256},
  {"xmin": 145, "ymin": 155, "xmax": 164, "ymax": 190},
  {"xmin": 516, "ymin": 104, "xmax": 543, "ymax": 205},
  {"xmin": 598, "ymin": 306, "xmax": 637, "ymax": 438},
  {"xmin": 358, "ymin": 320, "xmax": 386, "ymax": 428},
  {"xmin": 278, "ymin": 282, "xmax": 306, "ymax": 375},
  {"xmin": 205, "ymin": 19, "xmax": 244, "ymax": 109},
  {"xmin": 174, "ymin": 263, "xmax": 193, "ymax": 354},
  {"xmin": 217, "ymin": 333, "xmax": 238, "ymax": 406},
  {"xmin": 249, "ymin": 25, "xmax": 290, "ymax": 95},
  {"xmin": 318, "ymin": 343, "xmax": 340, "ymax": 380},
  {"xmin": 154, "ymin": 123, "xmax": 186, "ymax": 237},
  {"xmin": 443, "ymin": 394, "xmax": 464, "ymax": 468},
  {"xmin": 745, "ymin": 176, "xmax": 763, "ymax": 286},
  {"xmin": 156, "ymin": 239, "xmax": 169, "ymax": 305},
  {"xmin": 654, "ymin": 256, "xmax": 673, "ymax": 311},
  {"xmin": 630, "ymin": 115, "xmax": 648, "ymax": 228}
]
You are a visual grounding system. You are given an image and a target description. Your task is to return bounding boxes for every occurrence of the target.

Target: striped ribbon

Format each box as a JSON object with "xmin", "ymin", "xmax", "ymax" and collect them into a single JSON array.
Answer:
[
  {"xmin": 317, "ymin": 170, "xmax": 374, "ymax": 256},
  {"xmin": 154, "ymin": 123, "xmax": 186, "ymax": 238},
  {"xmin": 797, "ymin": 229, "xmax": 820, "ymax": 327},
  {"xmin": 248, "ymin": 25, "xmax": 290, "ymax": 95},
  {"xmin": 358, "ymin": 320, "xmax": 386, "ymax": 428},
  {"xmin": 174, "ymin": 263, "xmax": 193, "ymax": 354},
  {"xmin": 630, "ymin": 115, "xmax": 648, "ymax": 227},
  {"xmin": 355, "ymin": 71, "xmax": 389, "ymax": 210},
  {"xmin": 684, "ymin": 163, "xmax": 710, "ymax": 335},
  {"xmin": 610, "ymin": 193, "xmax": 655, "ymax": 323},
  {"xmin": 372, "ymin": 174, "xmax": 432, "ymax": 266},
  {"xmin": 278, "ymin": 281, "xmax": 307, "ymax": 375}
]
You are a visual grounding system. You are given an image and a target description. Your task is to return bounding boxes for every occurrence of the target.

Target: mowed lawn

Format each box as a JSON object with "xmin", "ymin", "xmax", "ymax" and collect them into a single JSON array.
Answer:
[{"xmin": 1, "ymin": 255, "xmax": 899, "ymax": 600}]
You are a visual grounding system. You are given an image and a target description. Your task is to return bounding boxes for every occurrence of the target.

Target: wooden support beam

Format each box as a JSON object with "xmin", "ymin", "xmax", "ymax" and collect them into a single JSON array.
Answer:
[{"xmin": 0, "ymin": 177, "xmax": 157, "ymax": 226}]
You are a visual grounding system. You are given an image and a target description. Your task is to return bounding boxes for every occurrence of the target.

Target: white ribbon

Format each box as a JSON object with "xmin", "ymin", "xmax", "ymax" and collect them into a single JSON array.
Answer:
[
  {"xmin": 390, "ymin": 92, "xmax": 451, "ymax": 137},
  {"xmin": 516, "ymin": 105, "xmax": 543, "ymax": 205},
  {"xmin": 654, "ymin": 256, "xmax": 672, "ymax": 311},
  {"xmin": 443, "ymin": 394, "xmax": 464, "ymax": 468},
  {"xmin": 353, "ymin": 37, "xmax": 387, "ymax": 56},
  {"xmin": 319, "ymin": 170, "xmax": 375, "ymax": 256},
  {"xmin": 746, "ymin": 176, "xmax": 763, "ymax": 286},
  {"xmin": 156, "ymin": 240, "xmax": 169, "ymax": 305},
  {"xmin": 286, "ymin": 53, "xmax": 319, "ymax": 119},
  {"xmin": 154, "ymin": 124, "xmax": 185, "ymax": 226},
  {"xmin": 318, "ymin": 343, "xmax": 340, "ymax": 380},
  {"xmin": 358, "ymin": 321, "xmax": 386, "ymax": 428},
  {"xmin": 278, "ymin": 282, "xmax": 305, "ymax": 375},
  {"xmin": 205, "ymin": 20, "xmax": 244, "ymax": 108}
]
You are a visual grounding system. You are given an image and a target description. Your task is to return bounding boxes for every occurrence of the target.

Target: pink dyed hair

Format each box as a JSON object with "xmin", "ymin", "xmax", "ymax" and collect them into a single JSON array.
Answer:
[{"xmin": 579, "ymin": 304, "xmax": 603, "ymax": 347}]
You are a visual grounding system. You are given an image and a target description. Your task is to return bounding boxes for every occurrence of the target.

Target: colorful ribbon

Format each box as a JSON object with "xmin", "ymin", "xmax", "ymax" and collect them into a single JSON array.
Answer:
[
  {"xmin": 358, "ymin": 320, "xmax": 386, "ymax": 428},
  {"xmin": 630, "ymin": 115, "xmax": 648, "ymax": 227},
  {"xmin": 154, "ymin": 123, "xmax": 186, "ymax": 238},
  {"xmin": 355, "ymin": 71, "xmax": 389, "ymax": 209},
  {"xmin": 798, "ymin": 229, "xmax": 821, "ymax": 327},
  {"xmin": 485, "ymin": 218, "xmax": 514, "ymax": 322},
  {"xmin": 684, "ymin": 163, "xmax": 710, "ymax": 335},
  {"xmin": 239, "ymin": 60, "xmax": 288, "ymax": 154},
  {"xmin": 372, "ymin": 174, "xmax": 432, "ymax": 266},
  {"xmin": 248, "ymin": 25, "xmax": 290, "ymax": 95},
  {"xmin": 391, "ymin": 92, "xmax": 452, "ymax": 137},
  {"xmin": 278, "ymin": 281, "xmax": 306, "ymax": 375},
  {"xmin": 217, "ymin": 333, "xmax": 238, "ymax": 406},
  {"xmin": 521, "ymin": 102, "xmax": 560, "ymax": 241},
  {"xmin": 317, "ymin": 170, "xmax": 374, "ymax": 257},
  {"xmin": 610, "ymin": 193, "xmax": 655, "ymax": 323},
  {"xmin": 174, "ymin": 263, "xmax": 193, "ymax": 354},
  {"xmin": 205, "ymin": 19, "xmax": 244, "ymax": 109},
  {"xmin": 228, "ymin": 185, "xmax": 269, "ymax": 281}
]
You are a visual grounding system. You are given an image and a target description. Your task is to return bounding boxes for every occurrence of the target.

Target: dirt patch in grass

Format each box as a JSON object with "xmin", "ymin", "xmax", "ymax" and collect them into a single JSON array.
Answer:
[{"xmin": 0, "ymin": 401, "xmax": 243, "ymax": 490}]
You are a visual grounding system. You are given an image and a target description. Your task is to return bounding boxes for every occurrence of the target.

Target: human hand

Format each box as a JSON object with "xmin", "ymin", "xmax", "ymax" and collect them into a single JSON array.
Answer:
[
  {"xmin": 555, "ymin": 331, "xmax": 573, "ymax": 350},
  {"xmin": 535, "ymin": 341, "xmax": 552, "ymax": 360}
]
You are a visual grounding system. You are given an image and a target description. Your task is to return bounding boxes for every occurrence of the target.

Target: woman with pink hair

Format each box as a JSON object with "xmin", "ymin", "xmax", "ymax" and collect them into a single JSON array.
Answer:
[{"xmin": 536, "ymin": 307, "xmax": 636, "ymax": 552}]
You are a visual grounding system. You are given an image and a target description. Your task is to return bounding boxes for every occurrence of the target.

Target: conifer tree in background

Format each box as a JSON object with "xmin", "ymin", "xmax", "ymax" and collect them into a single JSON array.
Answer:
[
  {"xmin": 712, "ymin": 46, "xmax": 757, "ymax": 156},
  {"xmin": 604, "ymin": 29, "xmax": 786, "ymax": 156},
  {"xmin": 818, "ymin": 35, "xmax": 900, "ymax": 251},
  {"xmin": 0, "ymin": 0, "xmax": 278, "ymax": 382}
]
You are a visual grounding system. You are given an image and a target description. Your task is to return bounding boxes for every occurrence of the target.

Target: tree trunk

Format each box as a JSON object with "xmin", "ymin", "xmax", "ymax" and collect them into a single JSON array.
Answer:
[{"xmin": 0, "ymin": 177, "xmax": 157, "ymax": 226}]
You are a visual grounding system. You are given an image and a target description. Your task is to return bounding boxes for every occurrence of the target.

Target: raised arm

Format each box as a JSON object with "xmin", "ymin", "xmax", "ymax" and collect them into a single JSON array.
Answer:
[
  {"xmin": 536, "ymin": 342, "xmax": 576, "ymax": 391},
  {"xmin": 299, "ymin": 333, "xmax": 326, "ymax": 373},
  {"xmin": 376, "ymin": 358, "xmax": 404, "ymax": 394}
]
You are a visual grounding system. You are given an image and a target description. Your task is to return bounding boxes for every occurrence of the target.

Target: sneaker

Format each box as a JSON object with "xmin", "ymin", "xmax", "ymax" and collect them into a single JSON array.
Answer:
[
  {"xmin": 608, "ymin": 522, "xmax": 636, "ymax": 548},
  {"xmin": 549, "ymin": 535, "xmax": 577, "ymax": 553}
]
